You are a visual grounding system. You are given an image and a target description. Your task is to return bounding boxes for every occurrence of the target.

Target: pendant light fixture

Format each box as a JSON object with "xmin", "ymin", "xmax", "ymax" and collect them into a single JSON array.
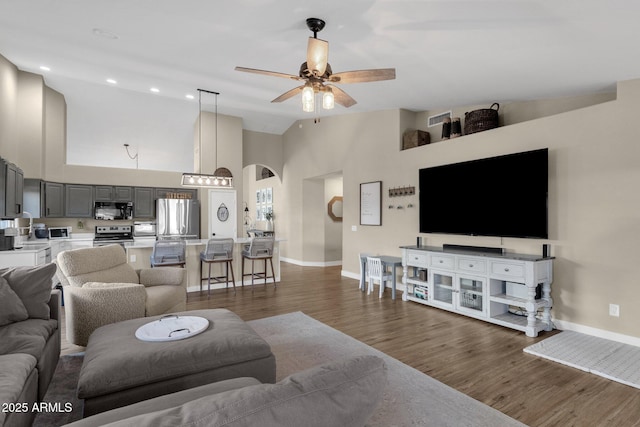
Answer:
[{"xmin": 181, "ymin": 89, "xmax": 233, "ymax": 188}]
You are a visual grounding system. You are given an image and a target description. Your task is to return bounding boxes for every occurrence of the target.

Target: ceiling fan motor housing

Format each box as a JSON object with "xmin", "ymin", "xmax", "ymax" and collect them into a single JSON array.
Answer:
[{"xmin": 306, "ymin": 18, "xmax": 326, "ymax": 37}]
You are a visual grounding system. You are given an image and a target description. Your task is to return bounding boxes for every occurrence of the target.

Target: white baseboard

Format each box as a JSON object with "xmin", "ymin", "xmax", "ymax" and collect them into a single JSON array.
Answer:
[
  {"xmin": 341, "ymin": 270, "xmax": 360, "ymax": 281},
  {"xmin": 552, "ymin": 319, "xmax": 640, "ymax": 347},
  {"xmin": 280, "ymin": 257, "xmax": 342, "ymax": 267}
]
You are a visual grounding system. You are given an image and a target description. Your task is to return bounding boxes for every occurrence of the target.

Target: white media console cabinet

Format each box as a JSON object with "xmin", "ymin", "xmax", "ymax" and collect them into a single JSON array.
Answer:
[{"xmin": 401, "ymin": 245, "xmax": 554, "ymax": 337}]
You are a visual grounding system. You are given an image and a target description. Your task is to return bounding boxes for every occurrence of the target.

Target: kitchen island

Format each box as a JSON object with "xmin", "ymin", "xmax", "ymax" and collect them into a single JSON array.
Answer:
[{"xmin": 126, "ymin": 238, "xmax": 284, "ymax": 292}]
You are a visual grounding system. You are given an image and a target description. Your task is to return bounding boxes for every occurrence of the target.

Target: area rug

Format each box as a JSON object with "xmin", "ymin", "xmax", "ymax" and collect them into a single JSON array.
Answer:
[
  {"xmin": 35, "ymin": 311, "xmax": 525, "ymax": 426},
  {"xmin": 33, "ymin": 353, "xmax": 84, "ymax": 426},
  {"xmin": 524, "ymin": 330, "xmax": 640, "ymax": 389},
  {"xmin": 246, "ymin": 311, "xmax": 524, "ymax": 426}
]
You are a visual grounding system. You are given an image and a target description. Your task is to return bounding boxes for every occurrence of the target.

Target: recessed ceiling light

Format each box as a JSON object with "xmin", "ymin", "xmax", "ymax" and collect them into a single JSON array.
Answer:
[
  {"xmin": 150, "ymin": 87, "xmax": 160, "ymax": 93},
  {"xmin": 185, "ymin": 94, "xmax": 194, "ymax": 99},
  {"xmin": 39, "ymin": 66, "xmax": 50, "ymax": 71},
  {"xmin": 106, "ymin": 78, "xmax": 117, "ymax": 84},
  {"xmin": 92, "ymin": 28, "xmax": 119, "ymax": 40}
]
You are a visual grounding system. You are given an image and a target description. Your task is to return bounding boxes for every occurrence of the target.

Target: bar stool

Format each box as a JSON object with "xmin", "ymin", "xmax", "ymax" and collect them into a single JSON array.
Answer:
[
  {"xmin": 241, "ymin": 236, "xmax": 275, "ymax": 291},
  {"xmin": 150, "ymin": 240, "xmax": 186, "ymax": 268},
  {"xmin": 200, "ymin": 238, "xmax": 236, "ymax": 296}
]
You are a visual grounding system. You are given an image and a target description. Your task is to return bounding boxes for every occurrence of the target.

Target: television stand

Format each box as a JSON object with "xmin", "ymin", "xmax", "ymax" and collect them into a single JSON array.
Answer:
[{"xmin": 400, "ymin": 245, "xmax": 553, "ymax": 337}]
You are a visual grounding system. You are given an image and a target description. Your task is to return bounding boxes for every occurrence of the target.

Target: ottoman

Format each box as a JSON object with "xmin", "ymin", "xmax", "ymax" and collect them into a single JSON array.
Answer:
[{"xmin": 77, "ymin": 309, "xmax": 276, "ymax": 417}]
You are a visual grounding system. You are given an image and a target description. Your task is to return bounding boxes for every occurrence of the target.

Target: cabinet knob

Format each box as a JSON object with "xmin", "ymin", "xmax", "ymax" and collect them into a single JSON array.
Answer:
[
  {"xmin": 439, "ymin": 260, "xmax": 443, "ymax": 263},
  {"xmin": 504, "ymin": 268, "xmax": 510, "ymax": 272},
  {"xmin": 469, "ymin": 264, "xmax": 474, "ymax": 268}
]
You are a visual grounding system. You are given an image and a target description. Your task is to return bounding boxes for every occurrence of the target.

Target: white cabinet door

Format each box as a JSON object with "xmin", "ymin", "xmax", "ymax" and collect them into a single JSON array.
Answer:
[{"xmin": 457, "ymin": 274, "xmax": 486, "ymax": 316}]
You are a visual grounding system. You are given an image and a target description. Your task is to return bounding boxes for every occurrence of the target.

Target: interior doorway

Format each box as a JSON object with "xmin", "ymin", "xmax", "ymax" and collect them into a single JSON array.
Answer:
[{"xmin": 301, "ymin": 173, "xmax": 343, "ymax": 265}]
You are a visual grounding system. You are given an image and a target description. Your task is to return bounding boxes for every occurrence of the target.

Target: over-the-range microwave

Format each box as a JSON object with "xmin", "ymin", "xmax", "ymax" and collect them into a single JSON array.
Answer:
[{"xmin": 94, "ymin": 202, "xmax": 133, "ymax": 220}]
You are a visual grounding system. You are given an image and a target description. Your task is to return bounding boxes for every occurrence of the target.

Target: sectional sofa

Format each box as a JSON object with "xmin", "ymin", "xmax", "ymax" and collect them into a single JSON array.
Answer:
[
  {"xmin": 0, "ymin": 263, "xmax": 60, "ymax": 427},
  {"xmin": 64, "ymin": 354, "xmax": 387, "ymax": 427}
]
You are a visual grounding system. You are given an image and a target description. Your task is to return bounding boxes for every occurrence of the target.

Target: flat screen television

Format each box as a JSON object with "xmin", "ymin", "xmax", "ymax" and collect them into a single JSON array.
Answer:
[{"xmin": 419, "ymin": 148, "xmax": 548, "ymax": 239}]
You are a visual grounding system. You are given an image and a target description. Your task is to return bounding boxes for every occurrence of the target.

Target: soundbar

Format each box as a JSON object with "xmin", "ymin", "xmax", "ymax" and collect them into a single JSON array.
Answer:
[{"xmin": 442, "ymin": 244, "xmax": 505, "ymax": 255}]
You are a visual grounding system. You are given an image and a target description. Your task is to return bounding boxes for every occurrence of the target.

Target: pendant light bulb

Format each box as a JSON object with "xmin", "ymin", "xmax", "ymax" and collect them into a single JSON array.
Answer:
[
  {"xmin": 302, "ymin": 84, "xmax": 315, "ymax": 113},
  {"xmin": 322, "ymin": 88, "xmax": 334, "ymax": 110}
]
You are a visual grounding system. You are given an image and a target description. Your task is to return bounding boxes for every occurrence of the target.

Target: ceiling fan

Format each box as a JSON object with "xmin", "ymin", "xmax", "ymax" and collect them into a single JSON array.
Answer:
[{"xmin": 235, "ymin": 18, "xmax": 396, "ymax": 112}]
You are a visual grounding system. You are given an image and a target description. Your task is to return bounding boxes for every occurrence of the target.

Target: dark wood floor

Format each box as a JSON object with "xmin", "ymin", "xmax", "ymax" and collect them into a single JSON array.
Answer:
[{"xmin": 62, "ymin": 263, "xmax": 640, "ymax": 427}]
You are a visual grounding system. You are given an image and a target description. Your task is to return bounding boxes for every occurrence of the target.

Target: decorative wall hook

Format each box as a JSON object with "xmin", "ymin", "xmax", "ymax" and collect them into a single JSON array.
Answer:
[{"xmin": 388, "ymin": 186, "xmax": 415, "ymax": 197}]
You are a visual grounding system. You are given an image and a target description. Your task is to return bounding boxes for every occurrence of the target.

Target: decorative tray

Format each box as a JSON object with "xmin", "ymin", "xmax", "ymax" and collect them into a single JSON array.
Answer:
[{"xmin": 135, "ymin": 315, "xmax": 210, "ymax": 342}]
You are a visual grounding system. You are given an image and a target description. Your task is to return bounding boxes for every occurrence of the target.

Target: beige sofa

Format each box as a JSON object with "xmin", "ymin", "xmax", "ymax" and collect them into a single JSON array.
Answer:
[
  {"xmin": 0, "ymin": 263, "xmax": 60, "ymax": 427},
  {"xmin": 57, "ymin": 244, "xmax": 187, "ymax": 347}
]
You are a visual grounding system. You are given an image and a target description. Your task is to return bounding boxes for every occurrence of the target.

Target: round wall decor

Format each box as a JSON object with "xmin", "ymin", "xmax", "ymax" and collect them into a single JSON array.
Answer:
[{"xmin": 217, "ymin": 203, "xmax": 229, "ymax": 222}]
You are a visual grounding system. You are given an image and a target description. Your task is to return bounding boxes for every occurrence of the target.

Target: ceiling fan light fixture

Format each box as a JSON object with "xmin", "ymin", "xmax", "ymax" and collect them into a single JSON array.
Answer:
[
  {"xmin": 235, "ymin": 17, "xmax": 395, "ymax": 112},
  {"xmin": 322, "ymin": 88, "xmax": 334, "ymax": 110}
]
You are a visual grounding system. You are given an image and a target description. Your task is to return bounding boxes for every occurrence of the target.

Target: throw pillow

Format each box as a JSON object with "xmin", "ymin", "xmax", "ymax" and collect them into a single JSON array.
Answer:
[
  {"xmin": 0, "ymin": 263, "xmax": 57, "ymax": 320},
  {"xmin": 0, "ymin": 276, "xmax": 29, "ymax": 326}
]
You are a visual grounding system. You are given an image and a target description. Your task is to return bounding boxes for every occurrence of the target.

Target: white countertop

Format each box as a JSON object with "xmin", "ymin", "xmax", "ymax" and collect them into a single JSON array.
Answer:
[
  {"xmin": 3, "ymin": 243, "xmax": 50, "ymax": 253},
  {"xmin": 127, "ymin": 237, "xmax": 285, "ymax": 249},
  {"xmin": 2, "ymin": 233, "xmax": 95, "ymax": 254},
  {"xmin": 1, "ymin": 236, "xmax": 285, "ymax": 253}
]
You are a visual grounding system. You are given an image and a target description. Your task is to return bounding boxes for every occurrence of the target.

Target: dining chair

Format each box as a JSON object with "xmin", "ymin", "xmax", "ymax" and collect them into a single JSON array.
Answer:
[
  {"xmin": 200, "ymin": 238, "xmax": 236, "ymax": 296},
  {"xmin": 366, "ymin": 256, "xmax": 394, "ymax": 298},
  {"xmin": 358, "ymin": 253, "xmax": 373, "ymax": 291}
]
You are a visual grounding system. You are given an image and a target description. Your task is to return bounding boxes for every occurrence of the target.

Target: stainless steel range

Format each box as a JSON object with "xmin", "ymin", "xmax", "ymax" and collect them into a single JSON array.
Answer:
[{"xmin": 93, "ymin": 225, "xmax": 134, "ymax": 247}]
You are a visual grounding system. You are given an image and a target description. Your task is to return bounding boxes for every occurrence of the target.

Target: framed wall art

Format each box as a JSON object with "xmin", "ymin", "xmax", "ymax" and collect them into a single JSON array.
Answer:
[{"xmin": 360, "ymin": 181, "xmax": 382, "ymax": 226}]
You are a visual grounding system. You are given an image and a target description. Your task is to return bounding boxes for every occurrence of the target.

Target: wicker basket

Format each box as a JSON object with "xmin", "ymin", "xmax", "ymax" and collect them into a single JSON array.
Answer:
[{"xmin": 464, "ymin": 103, "xmax": 500, "ymax": 135}]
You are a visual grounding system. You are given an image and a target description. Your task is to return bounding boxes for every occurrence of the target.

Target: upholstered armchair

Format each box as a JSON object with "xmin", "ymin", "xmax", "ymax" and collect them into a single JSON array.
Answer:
[{"xmin": 57, "ymin": 244, "xmax": 186, "ymax": 346}]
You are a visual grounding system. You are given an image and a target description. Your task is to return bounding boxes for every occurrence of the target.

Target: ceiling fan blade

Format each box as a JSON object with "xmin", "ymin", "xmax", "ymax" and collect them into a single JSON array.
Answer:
[
  {"xmin": 327, "ymin": 85, "xmax": 357, "ymax": 108},
  {"xmin": 307, "ymin": 37, "xmax": 329, "ymax": 76},
  {"xmin": 271, "ymin": 86, "xmax": 305, "ymax": 103},
  {"xmin": 329, "ymin": 68, "xmax": 396, "ymax": 84},
  {"xmin": 235, "ymin": 66, "xmax": 304, "ymax": 81}
]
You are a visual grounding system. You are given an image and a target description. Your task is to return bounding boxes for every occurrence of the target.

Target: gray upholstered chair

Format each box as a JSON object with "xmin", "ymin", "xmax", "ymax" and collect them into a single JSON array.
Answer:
[
  {"xmin": 200, "ymin": 238, "xmax": 236, "ymax": 296},
  {"xmin": 241, "ymin": 236, "xmax": 275, "ymax": 291},
  {"xmin": 57, "ymin": 244, "xmax": 186, "ymax": 346}
]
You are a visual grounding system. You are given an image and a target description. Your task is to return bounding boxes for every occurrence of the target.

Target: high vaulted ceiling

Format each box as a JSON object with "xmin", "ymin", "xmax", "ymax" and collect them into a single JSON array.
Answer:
[{"xmin": 1, "ymin": 0, "xmax": 640, "ymax": 135}]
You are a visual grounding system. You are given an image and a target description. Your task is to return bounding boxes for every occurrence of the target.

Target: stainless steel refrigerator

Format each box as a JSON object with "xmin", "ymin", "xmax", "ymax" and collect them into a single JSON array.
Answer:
[{"xmin": 156, "ymin": 198, "xmax": 200, "ymax": 239}]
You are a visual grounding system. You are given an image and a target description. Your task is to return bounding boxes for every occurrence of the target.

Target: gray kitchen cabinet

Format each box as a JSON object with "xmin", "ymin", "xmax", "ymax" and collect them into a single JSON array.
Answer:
[
  {"xmin": 133, "ymin": 187, "xmax": 155, "ymax": 218},
  {"xmin": 44, "ymin": 182, "xmax": 65, "ymax": 217},
  {"xmin": 95, "ymin": 185, "xmax": 133, "ymax": 202},
  {"xmin": 114, "ymin": 186, "xmax": 133, "ymax": 201},
  {"xmin": 3, "ymin": 161, "xmax": 24, "ymax": 218},
  {"xmin": 65, "ymin": 184, "xmax": 94, "ymax": 218}
]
